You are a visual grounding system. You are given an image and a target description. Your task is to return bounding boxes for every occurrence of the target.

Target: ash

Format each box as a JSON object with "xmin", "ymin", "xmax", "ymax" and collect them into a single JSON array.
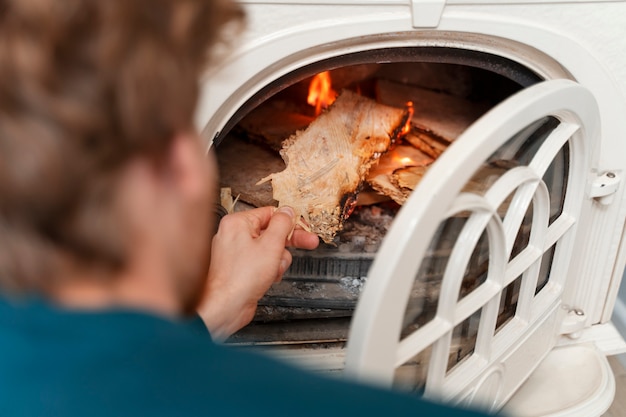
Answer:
[
  {"xmin": 339, "ymin": 276, "xmax": 367, "ymax": 295},
  {"xmin": 336, "ymin": 203, "xmax": 397, "ymax": 249}
]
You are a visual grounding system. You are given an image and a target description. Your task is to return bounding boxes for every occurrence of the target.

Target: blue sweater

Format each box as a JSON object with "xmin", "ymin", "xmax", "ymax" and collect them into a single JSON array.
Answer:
[{"xmin": 0, "ymin": 296, "xmax": 494, "ymax": 416}]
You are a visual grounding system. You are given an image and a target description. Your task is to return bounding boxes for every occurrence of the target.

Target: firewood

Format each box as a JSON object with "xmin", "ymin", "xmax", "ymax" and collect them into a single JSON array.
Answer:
[
  {"xmin": 367, "ymin": 173, "xmax": 408, "ymax": 206},
  {"xmin": 258, "ymin": 90, "xmax": 411, "ymax": 244},
  {"xmin": 393, "ymin": 165, "xmax": 430, "ymax": 193},
  {"xmin": 462, "ymin": 163, "xmax": 509, "ymax": 195},
  {"xmin": 376, "ymin": 79, "xmax": 490, "ymax": 142},
  {"xmin": 366, "ymin": 144, "xmax": 433, "ymax": 205},
  {"xmin": 372, "ymin": 162, "xmax": 510, "ymax": 207},
  {"xmin": 237, "ymin": 99, "xmax": 314, "ymax": 152},
  {"xmin": 355, "ymin": 188, "xmax": 391, "ymax": 206},
  {"xmin": 363, "ymin": 80, "xmax": 492, "ymax": 204},
  {"xmin": 368, "ymin": 165, "xmax": 430, "ymax": 205},
  {"xmin": 367, "ymin": 144, "xmax": 433, "ymax": 178},
  {"xmin": 374, "ymin": 62, "xmax": 475, "ymax": 98},
  {"xmin": 216, "ymin": 136, "xmax": 285, "ymax": 208},
  {"xmin": 404, "ymin": 128, "xmax": 450, "ymax": 159},
  {"xmin": 220, "ymin": 187, "xmax": 238, "ymax": 214}
]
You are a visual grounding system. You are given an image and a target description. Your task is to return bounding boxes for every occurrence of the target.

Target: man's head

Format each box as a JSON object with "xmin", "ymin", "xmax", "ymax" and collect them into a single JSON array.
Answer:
[{"xmin": 0, "ymin": 0, "xmax": 243, "ymax": 310}]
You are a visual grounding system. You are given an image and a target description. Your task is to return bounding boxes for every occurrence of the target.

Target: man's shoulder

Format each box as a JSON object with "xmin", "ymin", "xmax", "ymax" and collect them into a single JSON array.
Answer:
[
  {"xmin": 0, "ymin": 298, "xmax": 215, "ymax": 415},
  {"xmin": 0, "ymin": 297, "xmax": 493, "ymax": 417}
]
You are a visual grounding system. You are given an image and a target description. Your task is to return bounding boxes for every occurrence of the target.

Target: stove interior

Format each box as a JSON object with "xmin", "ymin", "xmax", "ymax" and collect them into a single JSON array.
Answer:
[{"xmin": 213, "ymin": 47, "xmax": 563, "ymax": 387}]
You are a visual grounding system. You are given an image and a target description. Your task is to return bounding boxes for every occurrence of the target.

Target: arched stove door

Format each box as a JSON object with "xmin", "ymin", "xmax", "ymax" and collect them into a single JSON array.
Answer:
[{"xmin": 344, "ymin": 79, "xmax": 600, "ymax": 411}]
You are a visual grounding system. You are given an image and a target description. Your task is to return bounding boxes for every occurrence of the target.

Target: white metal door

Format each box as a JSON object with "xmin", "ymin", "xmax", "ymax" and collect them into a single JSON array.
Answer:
[{"xmin": 344, "ymin": 79, "xmax": 600, "ymax": 411}]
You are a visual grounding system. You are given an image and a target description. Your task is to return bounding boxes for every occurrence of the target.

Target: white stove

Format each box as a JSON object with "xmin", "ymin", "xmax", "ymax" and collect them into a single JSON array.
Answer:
[{"xmin": 195, "ymin": 1, "xmax": 626, "ymax": 415}]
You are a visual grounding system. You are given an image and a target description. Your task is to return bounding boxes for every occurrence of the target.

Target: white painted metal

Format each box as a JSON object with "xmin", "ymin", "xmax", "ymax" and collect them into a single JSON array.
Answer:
[
  {"xmin": 589, "ymin": 172, "xmax": 621, "ymax": 206},
  {"xmin": 344, "ymin": 79, "xmax": 599, "ymax": 411},
  {"xmin": 198, "ymin": 0, "xmax": 626, "ymax": 413},
  {"xmin": 410, "ymin": 0, "xmax": 446, "ymax": 27},
  {"xmin": 199, "ymin": 0, "xmax": 626, "ymax": 326},
  {"xmin": 504, "ymin": 344, "xmax": 616, "ymax": 417},
  {"xmin": 198, "ymin": 5, "xmax": 626, "ymax": 326}
]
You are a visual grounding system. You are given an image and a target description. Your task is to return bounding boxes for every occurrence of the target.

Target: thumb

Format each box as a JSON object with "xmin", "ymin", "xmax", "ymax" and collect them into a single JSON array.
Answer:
[{"xmin": 262, "ymin": 206, "xmax": 297, "ymax": 246}]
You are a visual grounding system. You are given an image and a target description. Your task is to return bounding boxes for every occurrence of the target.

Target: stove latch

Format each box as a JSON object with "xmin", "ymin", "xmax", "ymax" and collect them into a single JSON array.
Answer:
[
  {"xmin": 589, "ymin": 171, "xmax": 620, "ymax": 205},
  {"xmin": 410, "ymin": 0, "xmax": 446, "ymax": 28}
]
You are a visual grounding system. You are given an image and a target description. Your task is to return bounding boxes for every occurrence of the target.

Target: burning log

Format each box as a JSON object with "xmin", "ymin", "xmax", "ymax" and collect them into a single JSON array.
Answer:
[
  {"xmin": 376, "ymin": 79, "xmax": 491, "ymax": 142},
  {"xmin": 364, "ymin": 79, "xmax": 493, "ymax": 204},
  {"xmin": 366, "ymin": 144, "xmax": 433, "ymax": 205},
  {"xmin": 404, "ymin": 128, "xmax": 450, "ymax": 159},
  {"xmin": 394, "ymin": 166, "xmax": 430, "ymax": 191},
  {"xmin": 258, "ymin": 90, "xmax": 411, "ymax": 244},
  {"xmin": 369, "ymin": 165, "xmax": 431, "ymax": 205},
  {"xmin": 370, "ymin": 161, "xmax": 510, "ymax": 207},
  {"xmin": 463, "ymin": 163, "xmax": 511, "ymax": 195}
]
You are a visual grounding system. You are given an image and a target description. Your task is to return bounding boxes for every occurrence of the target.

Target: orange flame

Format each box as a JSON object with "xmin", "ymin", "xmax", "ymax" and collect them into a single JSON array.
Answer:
[
  {"xmin": 307, "ymin": 71, "xmax": 337, "ymax": 115},
  {"xmin": 402, "ymin": 101, "xmax": 414, "ymax": 136},
  {"xmin": 391, "ymin": 154, "xmax": 416, "ymax": 167}
]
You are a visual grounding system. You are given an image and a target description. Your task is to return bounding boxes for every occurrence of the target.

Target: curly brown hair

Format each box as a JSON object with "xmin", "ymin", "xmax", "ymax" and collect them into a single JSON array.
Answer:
[{"xmin": 0, "ymin": 0, "xmax": 244, "ymax": 293}]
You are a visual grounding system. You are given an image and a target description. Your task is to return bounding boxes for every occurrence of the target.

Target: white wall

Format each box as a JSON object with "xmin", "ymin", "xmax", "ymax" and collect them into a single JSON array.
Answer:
[{"xmin": 612, "ymin": 269, "xmax": 626, "ymax": 367}]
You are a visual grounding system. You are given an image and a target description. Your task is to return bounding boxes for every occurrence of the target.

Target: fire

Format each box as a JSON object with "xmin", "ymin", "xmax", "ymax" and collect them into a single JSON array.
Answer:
[
  {"xmin": 307, "ymin": 71, "xmax": 337, "ymax": 115},
  {"xmin": 391, "ymin": 155, "xmax": 416, "ymax": 167},
  {"xmin": 402, "ymin": 101, "xmax": 414, "ymax": 136}
]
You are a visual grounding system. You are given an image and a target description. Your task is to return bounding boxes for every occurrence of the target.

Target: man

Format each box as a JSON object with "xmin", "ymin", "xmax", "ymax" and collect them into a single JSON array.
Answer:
[{"xmin": 0, "ymin": 0, "xmax": 495, "ymax": 415}]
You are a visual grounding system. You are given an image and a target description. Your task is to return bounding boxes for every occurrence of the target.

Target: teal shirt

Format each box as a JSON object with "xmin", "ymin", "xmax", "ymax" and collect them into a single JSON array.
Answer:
[{"xmin": 0, "ymin": 296, "xmax": 495, "ymax": 416}]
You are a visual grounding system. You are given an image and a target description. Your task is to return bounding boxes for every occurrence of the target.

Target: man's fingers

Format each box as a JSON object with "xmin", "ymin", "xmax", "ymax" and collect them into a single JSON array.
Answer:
[
  {"xmin": 289, "ymin": 228, "xmax": 320, "ymax": 250},
  {"xmin": 239, "ymin": 206, "xmax": 276, "ymax": 235},
  {"xmin": 276, "ymin": 249, "xmax": 292, "ymax": 282},
  {"xmin": 262, "ymin": 206, "xmax": 297, "ymax": 245},
  {"xmin": 226, "ymin": 206, "xmax": 317, "ymax": 250}
]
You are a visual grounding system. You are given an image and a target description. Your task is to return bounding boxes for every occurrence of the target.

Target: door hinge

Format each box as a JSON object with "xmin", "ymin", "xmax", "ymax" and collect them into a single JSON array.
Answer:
[
  {"xmin": 559, "ymin": 306, "xmax": 586, "ymax": 339},
  {"xmin": 589, "ymin": 171, "xmax": 620, "ymax": 205},
  {"xmin": 410, "ymin": 0, "xmax": 446, "ymax": 28}
]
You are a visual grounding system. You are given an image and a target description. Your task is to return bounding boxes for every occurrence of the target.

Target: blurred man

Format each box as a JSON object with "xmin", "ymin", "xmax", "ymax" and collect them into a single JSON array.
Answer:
[{"xmin": 0, "ymin": 0, "xmax": 494, "ymax": 415}]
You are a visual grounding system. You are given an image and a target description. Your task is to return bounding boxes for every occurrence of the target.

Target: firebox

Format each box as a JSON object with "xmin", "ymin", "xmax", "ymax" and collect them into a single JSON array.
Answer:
[{"xmin": 195, "ymin": 2, "xmax": 626, "ymax": 416}]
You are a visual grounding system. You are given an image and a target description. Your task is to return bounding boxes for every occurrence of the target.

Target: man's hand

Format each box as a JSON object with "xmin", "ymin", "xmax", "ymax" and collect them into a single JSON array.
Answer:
[{"xmin": 197, "ymin": 206, "xmax": 319, "ymax": 340}]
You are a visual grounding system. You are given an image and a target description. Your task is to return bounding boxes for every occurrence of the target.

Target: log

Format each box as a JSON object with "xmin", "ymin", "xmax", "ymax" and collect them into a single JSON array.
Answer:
[
  {"xmin": 367, "ymin": 144, "xmax": 433, "ymax": 177},
  {"xmin": 367, "ymin": 173, "xmax": 407, "ymax": 206},
  {"xmin": 462, "ymin": 163, "xmax": 510, "ymax": 195},
  {"xmin": 237, "ymin": 99, "xmax": 314, "ymax": 152},
  {"xmin": 366, "ymin": 143, "xmax": 433, "ymax": 205},
  {"xmin": 259, "ymin": 90, "xmax": 411, "ymax": 244},
  {"xmin": 393, "ymin": 165, "xmax": 430, "ymax": 194},
  {"xmin": 364, "ymin": 80, "xmax": 493, "ymax": 204},
  {"xmin": 376, "ymin": 79, "xmax": 491, "ymax": 142},
  {"xmin": 370, "ymin": 161, "xmax": 510, "ymax": 207},
  {"xmin": 216, "ymin": 136, "xmax": 285, "ymax": 208},
  {"xmin": 403, "ymin": 128, "xmax": 450, "ymax": 159},
  {"xmin": 374, "ymin": 62, "xmax": 476, "ymax": 98},
  {"xmin": 367, "ymin": 165, "xmax": 430, "ymax": 205}
]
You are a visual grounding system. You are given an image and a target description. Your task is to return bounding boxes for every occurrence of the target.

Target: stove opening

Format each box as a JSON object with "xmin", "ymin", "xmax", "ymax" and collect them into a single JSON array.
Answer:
[{"xmin": 215, "ymin": 47, "xmax": 563, "ymax": 387}]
